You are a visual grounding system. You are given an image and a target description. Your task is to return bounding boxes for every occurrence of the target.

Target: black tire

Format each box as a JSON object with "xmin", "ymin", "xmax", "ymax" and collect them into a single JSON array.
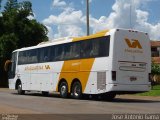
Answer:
[
  {"xmin": 71, "ymin": 81, "xmax": 82, "ymax": 99},
  {"xmin": 42, "ymin": 91, "xmax": 49, "ymax": 96},
  {"xmin": 102, "ymin": 92, "xmax": 116, "ymax": 101},
  {"xmin": 59, "ymin": 81, "xmax": 68, "ymax": 98},
  {"xmin": 17, "ymin": 83, "xmax": 25, "ymax": 95}
]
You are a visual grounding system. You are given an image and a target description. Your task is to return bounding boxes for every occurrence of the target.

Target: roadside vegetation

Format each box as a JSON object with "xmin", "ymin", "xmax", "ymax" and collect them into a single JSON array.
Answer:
[
  {"xmin": 137, "ymin": 63, "xmax": 160, "ymax": 96},
  {"xmin": 0, "ymin": 0, "xmax": 48, "ymax": 87},
  {"xmin": 137, "ymin": 85, "xmax": 160, "ymax": 96}
]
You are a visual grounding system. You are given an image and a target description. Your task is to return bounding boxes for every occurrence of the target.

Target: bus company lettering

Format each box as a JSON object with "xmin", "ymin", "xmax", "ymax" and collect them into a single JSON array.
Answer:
[
  {"xmin": 45, "ymin": 65, "xmax": 51, "ymax": 70},
  {"xmin": 25, "ymin": 65, "xmax": 51, "ymax": 71},
  {"xmin": 124, "ymin": 49, "xmax": 143, "ymax": 53},
  {"xmin": 124, "ymin": 38, "xmax": 143, "ymax": 53}
]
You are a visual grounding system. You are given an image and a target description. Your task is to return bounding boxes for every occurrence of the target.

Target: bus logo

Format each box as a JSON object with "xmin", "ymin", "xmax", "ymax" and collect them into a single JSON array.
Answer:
[{"xmin": 125, "ymin": 38, "xmax": 142, "ymax": 49}]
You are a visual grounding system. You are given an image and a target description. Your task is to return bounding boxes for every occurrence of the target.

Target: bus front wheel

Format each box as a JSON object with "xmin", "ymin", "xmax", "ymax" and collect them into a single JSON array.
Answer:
[
  {"xmin": 17, "ymin": 83, "xmax": 25, "ymax": 95},
  {"xmin": 59, "ymin": 81, "xmax": 68, "ymax": 98},
  {"xmin": 71, "ymin": 81, "xmax": 82, "ymax": 99}
]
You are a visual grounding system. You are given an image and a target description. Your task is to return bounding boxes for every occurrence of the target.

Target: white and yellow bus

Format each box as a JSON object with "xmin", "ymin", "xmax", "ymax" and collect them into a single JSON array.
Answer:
[{"xmin": 6, "ymin": 28, "xmax": 151, "ymax": 100}]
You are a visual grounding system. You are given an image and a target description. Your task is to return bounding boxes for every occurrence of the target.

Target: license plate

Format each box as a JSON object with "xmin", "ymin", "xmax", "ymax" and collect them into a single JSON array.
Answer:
[{"xmin": 130, "ymin": 76, "xmax": 137, "ymax": 81}]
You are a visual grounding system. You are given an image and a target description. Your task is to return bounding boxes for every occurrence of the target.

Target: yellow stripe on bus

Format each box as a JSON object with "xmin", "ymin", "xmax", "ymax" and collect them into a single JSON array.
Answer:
[
  {"xmin": 57, "ymin": 58, "xmax": 95, "ymax": 93},
  {"xmin": 73, "ymin": 30, "xmax": 109, "ymax": 42}
]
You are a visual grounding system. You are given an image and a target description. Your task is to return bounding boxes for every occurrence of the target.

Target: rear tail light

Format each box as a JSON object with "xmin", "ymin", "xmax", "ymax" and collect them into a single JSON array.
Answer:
[
  {"xmin": 149, "ymin": 73, "xmax": 152, "ymax": 82},
  {"xmin": 112, "ymin": 71, "xmax": 116, "ymax": 81}
]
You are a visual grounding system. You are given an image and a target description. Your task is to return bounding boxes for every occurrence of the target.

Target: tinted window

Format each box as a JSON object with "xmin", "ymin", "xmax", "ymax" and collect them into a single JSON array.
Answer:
[
  {"xmin": 63, "ymin": 42, "xmax": 80, "ymax": 60},
  {"xmin": 18, "ymin": 49, "xmax": 38, "ymax": 64},
  {"xmin": 27, "ymin": 49, "xmax": 38, "ymax": 64},
  {"xmin": 18, "ymin": 51, "xmax": 26, "ymax": 65},
  {"xmin": 98, "ymin": 36, "xmax": 110, "ymax": 57},
  {"xmin": 80, "ymin": 36, "xmax": 110, "ymax": 58},
  {"xmin": 80, "ymin": 40, "xmax": 92, "ymax": 58},
  {"xmin": 38, "ymin": 47, "xmax": 51, "ymax": 63},
  {"xmin": 70, "ymin": 42, "xmax": 80, "ymax": 59},
  {"xmin": 63, "ymin": 43, "xmax": 72, "ymax": 60},
  {"xmin": 55, "ymin": 45, "xmax": 64, "ymax": 61},
  {"xmin": 50, "ymin": 46, "xmax": 56, "ymax": 61},
  {"xmin": 18, "ymin": 36, "xmax": 110, "ymax": 65}
]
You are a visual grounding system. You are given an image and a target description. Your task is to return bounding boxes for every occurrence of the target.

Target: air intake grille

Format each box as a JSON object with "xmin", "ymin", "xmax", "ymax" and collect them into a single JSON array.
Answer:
[{"xmin": 97, "ymin": 72, "xmax": 106, "ymax": 90}]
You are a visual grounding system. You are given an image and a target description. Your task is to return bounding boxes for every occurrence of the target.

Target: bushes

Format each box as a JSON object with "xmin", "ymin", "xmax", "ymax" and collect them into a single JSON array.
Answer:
[
  {"xmin": 151, "ymin": 63, "xmax": 160, "ymax": 85},
  {"xmin": 152, "ymin": 63, "xmax": 160, "ymax": 75}
]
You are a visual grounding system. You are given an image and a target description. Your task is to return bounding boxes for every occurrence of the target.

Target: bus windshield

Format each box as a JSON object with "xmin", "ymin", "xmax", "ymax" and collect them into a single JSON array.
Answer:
[{"xmin": 8, "ymin": 52, "xmax": 17, "ymax": 79}]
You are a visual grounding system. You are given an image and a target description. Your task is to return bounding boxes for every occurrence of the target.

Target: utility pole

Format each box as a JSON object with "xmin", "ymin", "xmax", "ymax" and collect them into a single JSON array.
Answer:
[
  {"xmin": 86, "ymin": 0, "xmax": 90, "ymax": 35},
  {"xmin": 130, "ymin": 4, "xmax": 132, "ymax": 29}
]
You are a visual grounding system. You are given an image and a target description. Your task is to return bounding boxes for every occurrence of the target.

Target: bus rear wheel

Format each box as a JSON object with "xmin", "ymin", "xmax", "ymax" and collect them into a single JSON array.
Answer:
[
  {"xmin": 59, "ymin": 81, "xmax": 68, "ymax": 98},
  {"xmin": 17, "ymin": 83, "xmax": 25, "ymax": 95},
  {"xmin": 71, "ymin": 81, "xmax": 82, "ymax": 99}
]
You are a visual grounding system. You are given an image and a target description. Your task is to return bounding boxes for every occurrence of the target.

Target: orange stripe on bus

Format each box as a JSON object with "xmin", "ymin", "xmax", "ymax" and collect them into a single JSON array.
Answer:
[
  {"xmin": 72, "ymin": 30, "xmax": 109, "ymax": 42},
  {"xmin": 57, "ymin": 58, "xmax": 95, "ymax": 93}
]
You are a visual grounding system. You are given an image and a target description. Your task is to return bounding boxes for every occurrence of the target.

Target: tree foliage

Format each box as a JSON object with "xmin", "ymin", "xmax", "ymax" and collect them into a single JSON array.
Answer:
[
  {"xmin": 152, "ymin": 63, "xmax": 160, "ymax": 75},
  {"xmin": 0, "ymin": 34, "xmax": 18, "ymax": 59},
  {"xmin": 0, "ymin": 2, "xmax": 1, "ymax": 9},
  {"xmin": 4, "ymin": 0, "xmax": 18, "ymax": 12},
  {"xmin": 0, "ymin": 0, "xmax": 48, "ymax": 87}
]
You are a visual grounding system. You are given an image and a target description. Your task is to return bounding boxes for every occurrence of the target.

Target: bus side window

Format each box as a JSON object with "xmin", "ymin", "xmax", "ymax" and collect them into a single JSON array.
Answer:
[
  {"xmin": 81, "ymin": 40, "xmax": 92, "ymax": 58},
  {"xmin": 28, "ymin": 49, "xmax": 38, "ymax": 64},
  {"xmin": 18, "ymin": 51, "xmax": 26, "ymax": 65},
  {"xmin": 64, "ymin": 43, "xmax": 71, "ymax": 60},
  {"xmin": 55, "ymin": 45, "xmax": 64, "ymax": 61},
  {"xmin": 44, "ymin": 47, "xmax": 50, "ymax": 62},
  {"xmin": 63, "ymin": 42, "xmax": 80, "ymax": 60},
  {"xmin": 50, "ymin": 46, "xmax": 55, "ymax": 61},
  {"xmin": 99, "ymin": 36, "xmax": 110, "ymax": 57},
  {"xmin": 39, "ymin": 47, "xmax": 51, "ymax": 63},
  {"xmin": 90, "ymin": 40, "xmax": 99, "ymax": 57},
  {"xmin": 71, "ymin": 42, "xmax": 80, "ymax": 59}
]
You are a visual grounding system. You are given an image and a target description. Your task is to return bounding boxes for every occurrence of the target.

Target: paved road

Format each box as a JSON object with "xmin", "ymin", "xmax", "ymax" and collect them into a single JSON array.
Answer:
[
  {"xmin": 0, "ymin": 88, "xmax": 160, "ymax": 114},
  {"xmin": 0, "ymin": 88, "xmax": 160, "ymax": 119}
]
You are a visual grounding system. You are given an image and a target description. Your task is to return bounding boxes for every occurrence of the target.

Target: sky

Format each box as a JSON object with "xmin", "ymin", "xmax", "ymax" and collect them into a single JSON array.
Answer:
[{"xmin": 1, "ymin": 0, "xmax": 160, "ymax": 40}]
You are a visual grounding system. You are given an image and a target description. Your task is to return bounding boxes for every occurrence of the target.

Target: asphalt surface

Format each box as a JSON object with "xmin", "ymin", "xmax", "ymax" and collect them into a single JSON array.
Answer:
[{"xmin": 0, "ymin": 88, "xmax": 160, "ymax": 120}]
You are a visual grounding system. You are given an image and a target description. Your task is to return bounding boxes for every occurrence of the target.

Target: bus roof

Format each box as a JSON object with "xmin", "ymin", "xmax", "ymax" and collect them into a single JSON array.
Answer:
[
  {"xmin": 13, "ymin": 29, "xmax": 110, "ymax": 52},
  {"xmin": 72, "ymin": 30, "xmax": 109, "ymax": 42},
  {"xmin": 13, "ymin": 28, "xmax": 148, "ymax": 52}
]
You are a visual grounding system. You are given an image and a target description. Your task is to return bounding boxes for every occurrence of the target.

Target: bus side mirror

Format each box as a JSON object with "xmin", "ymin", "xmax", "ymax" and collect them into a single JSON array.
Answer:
[{"xmin": 4, "ymin": 60, "xmax": 12, "ymax": 72}]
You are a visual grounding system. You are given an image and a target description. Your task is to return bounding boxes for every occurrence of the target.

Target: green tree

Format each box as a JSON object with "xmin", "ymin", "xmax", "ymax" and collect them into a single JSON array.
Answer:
[
  {"xmin": 0, "ymin": 34, "xmax": 18, "ymax": 59},
  {"xmin": 0, "ymin": 0, "xmax": 2, "ymax": 32},
  {"xmin": 0, "ymin": 0, "xmax": 2, "ymax": 8},
  {"xmin": 4, "ymin": 0, "xmax": 18, "ymax": 12},
  {"xmin": 152, "ymin": 63, "xmax": 160, "ymax": 75},
  {"xmin": 0, "ymin": 0, "xmax": 48, "ymax": 87}
]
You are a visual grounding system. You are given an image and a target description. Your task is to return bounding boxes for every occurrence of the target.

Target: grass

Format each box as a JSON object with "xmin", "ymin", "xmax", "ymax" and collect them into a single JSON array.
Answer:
[{"xmin": 137, "ymin": 85, "xmax": 160, "ymax": 96}]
